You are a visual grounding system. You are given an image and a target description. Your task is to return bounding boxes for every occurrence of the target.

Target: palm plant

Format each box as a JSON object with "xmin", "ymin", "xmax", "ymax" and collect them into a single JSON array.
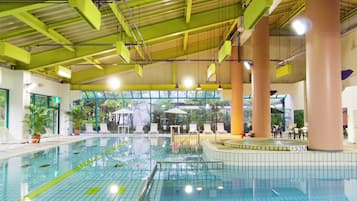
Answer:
[
  {"xmin": 23, "ymin": 104, "xmax": 51, "ymax": 143},
  {"xmin": 66, "ymin": 101, "xmax": 91, "ymax": 135}
]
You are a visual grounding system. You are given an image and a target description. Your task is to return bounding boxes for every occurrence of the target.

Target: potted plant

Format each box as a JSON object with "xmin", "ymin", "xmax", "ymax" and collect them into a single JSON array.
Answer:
[
  {"xmin": 66, "ymin": 101, "xmax": 91, "ymax": 135},
  {"xmin": 23, "ymin": 104, "xmax": 51, "ymax": 143}
]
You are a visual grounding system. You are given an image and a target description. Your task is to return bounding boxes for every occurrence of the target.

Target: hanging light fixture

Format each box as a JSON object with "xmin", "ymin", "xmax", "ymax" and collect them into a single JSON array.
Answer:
[
  {"xmin": 217, "ymin": 82, "xmax": 223, "ymax": 91},
  {"xmin": 175, "ymin": 82, "xmax": 179, "ymax": 89},
  {"xmin": 196, "ymin": 82, "xmax": 202, "ymax": 90}
]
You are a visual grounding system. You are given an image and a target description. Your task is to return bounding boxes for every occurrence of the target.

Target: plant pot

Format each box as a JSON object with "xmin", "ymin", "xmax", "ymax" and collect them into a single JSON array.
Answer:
[
  {"xmin": 74, "ymin": 128, "xmax": 80, "ymax": 136},
  {"xmin": 32, "ymin": 134, "xmax": 41, "ymax": 143}
]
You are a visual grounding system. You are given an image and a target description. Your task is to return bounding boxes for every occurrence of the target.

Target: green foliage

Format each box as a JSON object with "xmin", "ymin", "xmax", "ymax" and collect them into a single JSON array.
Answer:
[
  {"xmin": 294, "ymin": 110, "xmax": 304, "ymax": 128},
  {"xmin": 271, "ymin": 114, "xmax": 283, "ymax": 126},
  {"xmin": 24, "ymin": 104, "xmax": 51, "ymax": 135},
  {"xmin": 66, "ymin": 101, "xmax": 91, "ymax": 129}
]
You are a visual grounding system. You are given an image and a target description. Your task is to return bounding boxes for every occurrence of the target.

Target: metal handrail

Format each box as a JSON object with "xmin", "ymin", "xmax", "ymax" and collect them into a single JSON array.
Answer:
[
  {"xmin": 136, "ymin": 160, "xmax": 224, "ymax": 201},
  {"xmin": 136, "ymin": 163, "xmax": 158, "ymax": 201}
]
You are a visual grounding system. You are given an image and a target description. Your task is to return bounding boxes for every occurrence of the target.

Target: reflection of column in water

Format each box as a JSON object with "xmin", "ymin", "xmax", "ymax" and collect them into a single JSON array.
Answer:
[
  {"xmin": 308, "ymin": 179, "xmax": 345, "ymax": 200},
  {"xmin": 133, "ymin": 138, "xmax": 149, "ymax": 156}
]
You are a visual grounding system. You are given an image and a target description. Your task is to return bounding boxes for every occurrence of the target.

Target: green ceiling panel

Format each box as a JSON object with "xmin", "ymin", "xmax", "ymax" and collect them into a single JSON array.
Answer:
[{"xmin": 17, "ymin": 5, "xmax": 242, "ymax": 71}]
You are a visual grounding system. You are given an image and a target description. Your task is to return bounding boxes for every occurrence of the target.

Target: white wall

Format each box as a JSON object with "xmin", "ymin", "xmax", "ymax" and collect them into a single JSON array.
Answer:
[
  {"xmin": 241, "ymin": 81, "xmax": 305, "ymax": 110},
  {"xmin": 0, "ymin": 67, "xmax": 74, "ymax": 139},
  {"xmin": 0, "ymin": 67, "xmax": 29, "ymax": 139},
  {"xmin": 342, "ymin": 86, "xmax": 357, "ymax": 143},
  {"xmin": 340, "ymin": 20, "xmax": 357, "ymax": 143},
  {"xmin": 341, "ymin": 14, "xmax": 357, "ymax": 88}
]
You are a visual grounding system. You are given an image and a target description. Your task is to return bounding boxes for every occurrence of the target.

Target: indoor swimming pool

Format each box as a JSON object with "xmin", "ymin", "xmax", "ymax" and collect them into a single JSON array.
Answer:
[{"xmin": 1, "ymin": 137, "xmax": 357, "ymax": 201}]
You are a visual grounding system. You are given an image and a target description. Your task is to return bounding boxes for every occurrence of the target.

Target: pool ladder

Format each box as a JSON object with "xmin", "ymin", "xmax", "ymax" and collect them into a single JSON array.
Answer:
[{"xmin": 136, "ymin": 160, "xmax": 224, "ymax": 201}]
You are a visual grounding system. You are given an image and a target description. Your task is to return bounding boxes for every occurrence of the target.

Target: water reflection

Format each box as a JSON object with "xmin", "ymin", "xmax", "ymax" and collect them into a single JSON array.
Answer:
[
  {"xmin": 158, "ymin": 166, "xmax": 357, "ymax": 201},
  {"xmin": 0, "ymin": 137, "xmax": 171, "ymax": 200}
]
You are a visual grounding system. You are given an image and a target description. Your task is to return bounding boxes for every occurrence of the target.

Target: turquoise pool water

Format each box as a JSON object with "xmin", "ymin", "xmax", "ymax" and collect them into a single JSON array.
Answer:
[
  {"xmin": 151, "ymin": 165, "xmax": 357, "ymax": 201},
  {"xmin": 0, "ymin": 137, "xmax": 196, "ymax": 201},
  {"xmin": 1, "ymin": 137, "xmax": 357, "ymax": 201}
]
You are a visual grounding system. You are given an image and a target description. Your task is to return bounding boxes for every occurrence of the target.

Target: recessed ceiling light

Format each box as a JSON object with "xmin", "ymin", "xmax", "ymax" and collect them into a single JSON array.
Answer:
[
  {"xmin": 107, "ymin": 77, "xmax": 120, "ymax": 90},
  {"xmin": 292, "ymin": 18, "xmax": 307, "ymax": 35},
  {"xmin": 183, "ymin": 77, "xmax": 194, "ymax": 89}
]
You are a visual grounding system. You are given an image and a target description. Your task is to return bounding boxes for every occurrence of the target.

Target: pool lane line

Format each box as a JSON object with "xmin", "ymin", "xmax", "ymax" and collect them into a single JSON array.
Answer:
[{"xmin": 20, "ymin": 143, "xmax": 124, "ymax": 201}]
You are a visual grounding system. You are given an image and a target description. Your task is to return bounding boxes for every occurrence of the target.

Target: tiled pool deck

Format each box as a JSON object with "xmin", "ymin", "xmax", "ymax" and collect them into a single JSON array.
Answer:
[{"xmin": 1, "ymin": 133, "xmax": 357, "ymax": 161}]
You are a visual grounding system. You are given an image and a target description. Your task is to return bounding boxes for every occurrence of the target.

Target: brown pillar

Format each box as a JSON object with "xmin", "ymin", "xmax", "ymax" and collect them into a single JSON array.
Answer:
[
  {"xmin": 305, "ymin": 0, "xmax": 342, "ymax": 151},
  {"xmin": 230, "ymin": 46, "xmax": 244, "ymax": 135},
  {"xmin": 252, "ymin": 17, "xmax": 270, "ymax": 138}
]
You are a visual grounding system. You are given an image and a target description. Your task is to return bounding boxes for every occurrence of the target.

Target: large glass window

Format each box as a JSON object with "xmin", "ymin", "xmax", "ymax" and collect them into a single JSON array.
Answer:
[
  {"xmin": 80, "ymin": 90, "xmax": 228, "ymax": 133},
  {"xmin": 243, "ymin": 95, "xmax": 287, "ymax": 132},
  {"xmin": 0, "ymin": 89, "xmax": 9, "ymax": 128}
]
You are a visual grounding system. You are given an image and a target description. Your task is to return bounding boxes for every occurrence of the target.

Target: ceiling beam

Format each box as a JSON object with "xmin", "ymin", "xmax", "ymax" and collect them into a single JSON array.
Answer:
[
  {"xmin": 151, "ymin": 37, "xmax": 220, "ymax": 60},
  {"xmin": 1, "ymin": 0, "xmax": 162, "ymax": 40},
  {"xmin": 18, "ymin": 4, "xmax": 242, "ymax": 71},
  {"xmin": 69, "ymin": 0, "xmax": 101, "ymax": 30},
  {"xmin": 183, "ymin": 32, "xmax": 189, "ymax": 51},
  {"xmin": 13, "ymin": 12, "xmax": 74, "ymax": 52},
  {"xmin": 342, "ymin": 7, "xmax": 357, "ymax": 22},
  {"xmin": 71, "ymin": 66, "xmax": 134, "ymax": 84},
  {"xmin": 70, "ymin": 37, "xmax": 221, "ymax": 83},
  {"xmin": 109, "ymin": 3, "xmax": 145, "ymax": 59},
  {"xmin": 223, "ymin": 19, "xmax": 238, "ymax": 40},
  {"xmin": 185, "ymin": 0, "xmax": 192, "ymax": 24},
  {"xmin": 71, "ymin": 83, "xmax": 231, "ymax": 91},
  {"xmin": 278, "ymin": 0, "xmax": 305, "ymax": 28},
  {"xmin": 0, "ymin": 3, "xmax": 51, "ymax": 18},
  {"xmin": 83, "ymin": 57, "xmax": 104, "ymax": 70}
]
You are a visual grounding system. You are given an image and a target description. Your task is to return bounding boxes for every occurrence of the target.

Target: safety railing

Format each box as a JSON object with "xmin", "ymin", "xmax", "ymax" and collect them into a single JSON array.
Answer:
[{"xmin": 136, "ymin": 160, "xmax": 223, "ymax": 201}]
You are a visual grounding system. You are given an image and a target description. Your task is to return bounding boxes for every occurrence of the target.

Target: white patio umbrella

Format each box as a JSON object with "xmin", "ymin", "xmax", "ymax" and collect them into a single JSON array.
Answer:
[
  {"xmin": 164, "ymin": 107, "xmax": 187, "ymax": 125},
  {"xmin": 164, "ymin": 107, "xmax": 187, "ymax": 114},
  {"xmin": 112, "ymin": 108, "xmax": 133, "ymax": 125},
  {"xmin": 112, "ymin": 108, "xmax": 134, "ymax": 114}
]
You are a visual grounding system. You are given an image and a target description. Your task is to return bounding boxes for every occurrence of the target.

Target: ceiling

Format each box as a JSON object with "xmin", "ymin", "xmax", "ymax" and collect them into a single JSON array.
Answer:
[{"xmin": 0, "ymin": 0, "xmax": 356, "ymax": 89}]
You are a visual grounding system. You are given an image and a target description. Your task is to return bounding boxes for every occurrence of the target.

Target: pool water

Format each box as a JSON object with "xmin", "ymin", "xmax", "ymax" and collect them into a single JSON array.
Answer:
[
  {"xmin": 1, "ymin": 137, "xmax": 357, "ymax": 201},
  {"xmin": 152, "ymin": 165, "xmax": 357, "ymax": 201},
  {"xmin": 0, "ymin": 137, "xmax": 197, "ymax": 201}
]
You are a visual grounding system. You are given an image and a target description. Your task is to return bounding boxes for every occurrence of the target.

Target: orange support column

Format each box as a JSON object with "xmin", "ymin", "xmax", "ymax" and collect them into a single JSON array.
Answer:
[
  {"xmin": 305, "ymin": 0, "xmax": 342, "ymax": 151},
  {"xmin": 252, "ymin": 17, "xmax": 271, "ymax": 138},
  {"xmin": 230, "ymin": 46, "xmax": 244, "ymax": 135}
]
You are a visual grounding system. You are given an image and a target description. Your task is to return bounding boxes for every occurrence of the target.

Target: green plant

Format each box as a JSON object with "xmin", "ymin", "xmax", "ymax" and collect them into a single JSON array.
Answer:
[
  {"xmin": 294, "ymin": 110, "xmax": 304, "ymax": 128},
  {"xmin": 66, "ymin": 102, "xmax": 91, "ymax": 129},
  {"xmin": 24, "ymin": 104, "xmax": 51, "ymax": 135}
]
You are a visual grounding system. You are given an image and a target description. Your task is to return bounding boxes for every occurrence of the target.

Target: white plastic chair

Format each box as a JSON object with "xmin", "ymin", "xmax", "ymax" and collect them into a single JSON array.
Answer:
[
  {"xmin": 216, "ymin": 123, "xmax": 227, "ymax": 134},
  {"xmin": 85, "ymin": 123, "xmax": 95, "ymax": 133},
  {"xmin": 100, "ymin": 123, "xmax": 110, "ymax": 134},
  {"xmin": 133, "ymin": 125, "xmax": 144, "ymax": 134},
  {"xmin": 188, "ymin": 123, "xmax": 198, "ymax": 134},
  {"xmin": 148, "ymin": 123, "xmax": 159, "ymax": 134},
  {"xmin": 202, "ymin": 124, "xmax": 213, "ymax": 134}
]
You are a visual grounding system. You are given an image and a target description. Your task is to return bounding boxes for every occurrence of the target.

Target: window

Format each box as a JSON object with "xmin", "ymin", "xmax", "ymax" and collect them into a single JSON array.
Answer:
[{"xmin": 0, "ymin": 89, "xmax": 9, "ymax": 128}]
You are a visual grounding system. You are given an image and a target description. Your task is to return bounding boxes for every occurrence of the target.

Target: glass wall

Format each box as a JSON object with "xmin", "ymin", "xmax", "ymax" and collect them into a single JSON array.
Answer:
[
  {"xmin": 243, "ymin": 94, "xmax": 287, "ymax": 132},
  {"xmin": 80, "ymin": 90, "xmax": 230, "ymax": 133},
  {"xmin": 78, "ymin": 91, "xmax": 287, "ymax": 134},
  {"xmin": 0, "ymin": 89, "xmax": 9, "ymax": 128}
]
